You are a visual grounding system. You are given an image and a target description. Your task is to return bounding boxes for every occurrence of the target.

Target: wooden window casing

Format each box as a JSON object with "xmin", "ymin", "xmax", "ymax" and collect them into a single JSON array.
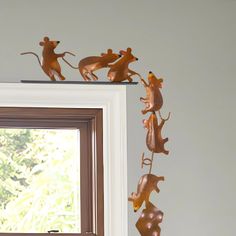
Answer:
[{"xmin": 0, "ymin": 107, "xmax": 104, "ymax": 236}]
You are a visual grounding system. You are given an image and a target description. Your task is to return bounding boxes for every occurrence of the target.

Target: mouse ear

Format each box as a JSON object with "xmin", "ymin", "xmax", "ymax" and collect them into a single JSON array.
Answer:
[
  {"xmin": 39, "ymin": 41, "xmax": 44, "ymax": 46},
  {"xmin": 143, "ymin": 119, "xmax": 149, "ymax": 128},
  {"xmin": 128, "ymin": 192, "xmax": 135, "ymax": 201},
  {"xmin": 44, "ymin": 36, "xmax": 49, "ymax": 42},
  {"xmin": 119, "ymin": 50, "xmax": 126, "ymax": 55},
  {"xmin": 127, "ymin": 47, "xmax": 132, "ymax": 53},
  {"xmin": 107, "ymin": 49, "xmax": 112, "ymax": 54}
]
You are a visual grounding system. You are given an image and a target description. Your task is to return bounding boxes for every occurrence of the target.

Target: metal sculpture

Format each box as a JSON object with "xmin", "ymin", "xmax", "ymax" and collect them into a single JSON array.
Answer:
[
  {"xmin": 128, "ymin": 174, "xmax": 164, "ymax": 212},
  {"xmin": 140, "ymin": 71, "xmax": 164, "ymax": 114},
  {"xmin": 107, "ymin": 47, "xmax": 141, "ymax": 82},
  {"xmin": 143, "ymin": 112, "xmax": 170, "ymax": 155},
  {"xmin": 79, "ymin": 49, "xmax": 121, "ymax": 81},
  {"xmin": 61, "ymin": 47, "xmax": 140, "ymax": 82},
  {"xmin": 62, "ymin": 49, "xmax": 121, "ymax": 81},
  {"xmin": 20, "ymin": 38, "xmax": 142, "ymax": 83},
  {"xmin": 21, "ymin": 36, "xmax": 75, "ymax": 81},
  {"xmin": 20, "ymin": 38, "xmax": 171, "ymax": 234},
  {"xmin": 129, "ymin": 71, "xmax": 170, "ymax": 236}
]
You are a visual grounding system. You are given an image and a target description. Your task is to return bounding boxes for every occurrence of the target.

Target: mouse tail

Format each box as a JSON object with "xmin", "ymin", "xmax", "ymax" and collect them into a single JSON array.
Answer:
[
  {"xmin": 62, "ymin": 57, "xmax": 78, "ymax": 69},
  {"xmin": 158, "ymin": 110, "xmax": 171, "ymax": 121},
  {"xmin": 20, "ymin": 52, "xmax": 41, "ymax": 66}
]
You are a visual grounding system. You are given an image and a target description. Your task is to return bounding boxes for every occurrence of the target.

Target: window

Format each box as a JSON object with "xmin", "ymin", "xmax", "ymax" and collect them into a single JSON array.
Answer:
[{"xmin": 0, "ymin": 107, "xmax": 104, "ymax": 236}]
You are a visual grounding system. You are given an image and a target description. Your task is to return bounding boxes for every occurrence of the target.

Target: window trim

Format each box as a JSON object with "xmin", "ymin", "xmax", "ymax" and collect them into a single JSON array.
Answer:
[
  {"xmin": 0, "ymin": 107, "xmax": 104, "ymax": 236},
  {"xmin": 0, "ymin": 83, "xmax": 128, "ymax": 236}
]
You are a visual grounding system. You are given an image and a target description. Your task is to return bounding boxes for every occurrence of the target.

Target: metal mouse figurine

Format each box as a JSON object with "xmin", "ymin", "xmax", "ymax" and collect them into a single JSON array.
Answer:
[
  {"xmin": 140, "ymin": 71, "xmax": 164, "ymax": 115},
  {"xmin": 107, "ymin": 47, "xmax": 141, "ymax": 82},
  {"xmin": 20, "ymin": 37, "xmax": 171, "ymax": 236},
  {"xmin": 129, "ymin": 68, "xmax": 171, "ymax": 236},
  {"xmin": 143, "ymin": 112, "xmax": 170, "ymax": 155},
  {"xmin": 21, "ymin": 36, "xmax": 75, "ymax": 81},
  {"xmin": 128, "ymin": 174, "xmax": 164, "ymax": 212},
  {"xmin": 78, "ymin": 49, "xmax": 120, "ymax": 81}
]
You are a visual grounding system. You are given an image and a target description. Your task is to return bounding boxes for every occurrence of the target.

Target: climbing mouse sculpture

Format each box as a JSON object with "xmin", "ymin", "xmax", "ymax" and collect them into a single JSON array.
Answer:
[
  {"xmin": 20, "ymin": 37, "xmax": 171, "ymax": 236},
  {"xmin": 78, "ymin": 49, "xmax": 121, "ymax": 81},
  {"xmin": 128, "ymin": 174, "xmax": 164, "ymax": 212},
  {"xmin": 21, "ymin": 36, "xmax": 75, "ymax": 81},
  {"xmin": 143, "ymin": 112, "xmax": 170, "ymax": 155},
  {"xmin": 127, "ymin": 64, "xmax": 170, "ymax": 236},
  {"xmin": 107, "ymin": 47, "xmax": 141, "ymax": 82},
  {"xmin": 140, "ymin": 71, "xmax": 164, "ymax": 114}
]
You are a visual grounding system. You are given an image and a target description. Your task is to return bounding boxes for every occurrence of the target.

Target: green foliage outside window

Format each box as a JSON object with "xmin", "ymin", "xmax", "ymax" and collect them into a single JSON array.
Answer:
[{"xmin": 0, "ymin": 129, "xmax": 80, "ymax": 233}]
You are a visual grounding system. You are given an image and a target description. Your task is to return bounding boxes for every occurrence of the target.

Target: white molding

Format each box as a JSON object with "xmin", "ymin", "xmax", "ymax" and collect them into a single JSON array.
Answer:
[{"xmin": 0, "ymin": 83, "xmax": 128, "ymax": 236}]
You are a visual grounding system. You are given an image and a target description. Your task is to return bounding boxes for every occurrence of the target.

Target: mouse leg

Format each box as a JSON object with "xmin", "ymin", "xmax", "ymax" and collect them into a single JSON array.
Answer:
[
  {"xmin": 57, "ymin": 72, "xmax": 66, "ymax": 81},
  {"xmin": 82, "ymin": 72, "xmax": 92, "ymax": 81},
  {"xmin": 154, "ymin": 185, "xmax": 160, "ymax": 193},
  {"xmin": 43, "ymin": 68, "xmax": 56, "ymax": 81},
  {"xmin": 127, "ymin": 76, "xmax": 133, "ymax": 83},
  {"xmin": 163, "ymin": 138, "xmax": 168, "ymax": 143},
  {"xmin": 91, "ymin": 72, "xmax": 99, "ymax": 81},
  {"xmin": 140, "ymin": 97, "xmax": 148, "ymax": 103},
  {"xmin": 49, "ymin": 75, "xmax": 56, "ymax": 81},
  {"xmin": 128, "ymin": 69, "xmax": 140, "ymax": 78},
  {"xmin": 163, "ymin": 148, "xmax": 169, "ymax": 155}
]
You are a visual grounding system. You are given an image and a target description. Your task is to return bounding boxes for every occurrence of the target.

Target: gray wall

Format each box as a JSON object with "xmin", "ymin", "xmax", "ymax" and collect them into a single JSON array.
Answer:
[{"xmin": 0, "ymin": 1, "xmax": 236, "ymax": 235}]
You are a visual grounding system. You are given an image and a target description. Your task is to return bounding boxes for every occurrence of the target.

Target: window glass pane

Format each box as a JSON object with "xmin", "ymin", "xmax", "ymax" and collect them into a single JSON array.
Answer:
[{"xmin": 0, "ymin": 128, "xmax": 80, "ymax": 233}]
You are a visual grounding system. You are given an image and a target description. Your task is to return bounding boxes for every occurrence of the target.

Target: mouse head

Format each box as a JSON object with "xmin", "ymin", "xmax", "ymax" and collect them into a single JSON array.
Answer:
[
  {"xmin": 39, "ymin": 36, "xmax": 60, "ymax": 50},
  {"xmin": 143, "ymin": 113, "xmax": 157, "ymax": 129},
  {"xmin": 119, "ymin": 48, "xmax": 138, "ymax": 62},
  {"xmin": 148, "ymin": 71, "xmax": 163, "ymax": 88},
  {"xmin": 101, "ymin": 49, "xmax": 121, "ymax": 62},
  {"xmin": 128, "ymin": 192, "xmax": 143, "ymax": 212}
]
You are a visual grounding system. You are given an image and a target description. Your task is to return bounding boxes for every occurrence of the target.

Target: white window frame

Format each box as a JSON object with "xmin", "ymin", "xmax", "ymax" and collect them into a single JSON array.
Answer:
[{"xmin": 0, "ymin": 83, "xmax": 128, "ymax": 236}]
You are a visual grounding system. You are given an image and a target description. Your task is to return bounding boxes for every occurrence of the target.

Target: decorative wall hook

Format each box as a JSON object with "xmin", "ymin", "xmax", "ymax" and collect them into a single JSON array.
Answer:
[
  {"xmin": 21, "ymin": 36, "xmax": 75, "ymax": 81},
  {"xmin": 107, "ymin": 47, "xmax": 141, "ymax": 82},
  {"xmin": 140, "ymin": 71, "xmax": 164, "ymax": 114}
]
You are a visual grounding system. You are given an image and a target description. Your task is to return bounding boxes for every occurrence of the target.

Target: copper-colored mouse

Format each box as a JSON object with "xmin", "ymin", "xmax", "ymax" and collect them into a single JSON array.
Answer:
[
  {"xmin": 78, "ymin": 49, "xmax": 121, "ymax": 81},
  {"xmin": 107, "ymin": 47, "xmax": 140, "ymax": 82},
  {"xmin": 140, "ymin": 72, "xmax": 164, "ymax": 114},
  {"xmin": 143, "ymin": 112, "xmax": 170, "ymax": 155},
  {"xmin": 128, "ymin": 174, "xmax": 164, "ymax": 212},
  {"xmin": 21, "ymin": 36, "xmax": 75, "ymax": 81}
]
